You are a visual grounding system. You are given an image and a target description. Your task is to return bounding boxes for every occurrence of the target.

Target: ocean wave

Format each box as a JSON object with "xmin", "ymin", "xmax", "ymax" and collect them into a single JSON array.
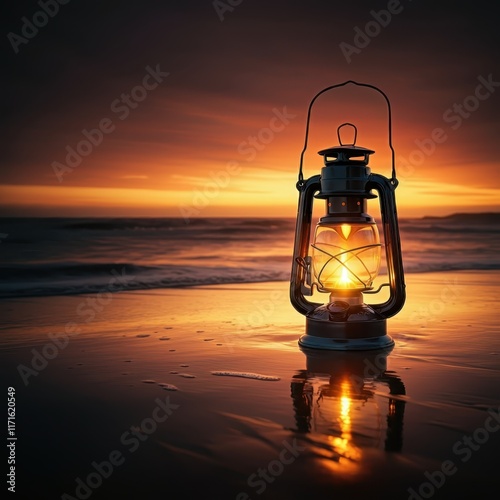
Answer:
[
  {"xmin": 60, "ymin": 217, "xmax": 295, "ymax": 233},
  {"xmin": 1, "ymin": 262, "xmax": 498, "ymax": 299},
  {"xmin": 0, "ymin": 264, "xmax": 289, "ymax": 298},
  {"xmin": 400, "ymin": 224, "xmax": 500, "ymax": 234},
  {"xmin": 1, "ymin": 215, "xmax": 499, "ymax": 299},
  {"xmin": 0, "ymin": 262, "xmax": 154, "ymax": 279},
  {"xmin": 403, "ymin": 261, "xmax": 500, "ymax": 273}
]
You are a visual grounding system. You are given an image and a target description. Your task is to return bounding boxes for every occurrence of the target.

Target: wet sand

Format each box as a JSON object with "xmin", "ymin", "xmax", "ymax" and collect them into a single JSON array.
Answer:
[{"xmin": 2, "ymin": 271, "xmax": 500, "ymax": 499}]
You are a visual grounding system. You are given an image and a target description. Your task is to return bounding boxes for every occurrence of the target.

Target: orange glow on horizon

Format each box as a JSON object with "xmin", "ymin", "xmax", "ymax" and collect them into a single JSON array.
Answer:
[
  {"xmin": 1, "ymin": 176, "xmax": 500, "ymax": 218},
  {"xmin": 1, "ymin": 112, "xmax": 499, "ymax": 219},
  {"xmin": 2, "ymin": 78, "xmax": 500, "ymax": 219}
]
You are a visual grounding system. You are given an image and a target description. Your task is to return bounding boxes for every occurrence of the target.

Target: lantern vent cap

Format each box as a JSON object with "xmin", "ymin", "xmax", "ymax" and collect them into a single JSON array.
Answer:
[
  {"xmin": 318, "ymin": 122, "xmax": 374, "ymax": 165},
  {"xmin": 318, "ymin": 144, "xmax": 375, "ymax": 156}
]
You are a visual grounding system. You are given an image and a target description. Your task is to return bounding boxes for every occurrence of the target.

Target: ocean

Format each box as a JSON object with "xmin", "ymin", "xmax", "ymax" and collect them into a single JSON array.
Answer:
[{"xmin": 0, "ymin": 213, "xmax": 499, "ymax": 298}]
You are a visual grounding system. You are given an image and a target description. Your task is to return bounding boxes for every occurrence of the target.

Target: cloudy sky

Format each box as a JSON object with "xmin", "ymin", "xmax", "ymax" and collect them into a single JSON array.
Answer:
[{"xmin": 1, "ymin": 0, "xmax": 499, "ymax": 217}]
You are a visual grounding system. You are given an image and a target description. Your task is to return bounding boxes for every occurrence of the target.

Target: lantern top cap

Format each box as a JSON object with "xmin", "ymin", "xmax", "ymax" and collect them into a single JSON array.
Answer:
[
  {"xmin": 318, "ymin": 144, "xmax": 374, "ymax": 156},
  {"xmin": 317, "ymin": 122, "xmax": 374, "ymax": 164}
]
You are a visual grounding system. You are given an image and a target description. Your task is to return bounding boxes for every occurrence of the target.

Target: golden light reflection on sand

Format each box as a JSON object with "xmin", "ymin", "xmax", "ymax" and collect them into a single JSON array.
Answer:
[
  {"xmin": 330, "ymin": 380, "xmax": 363, "ymax": 464},
  {"xmin": 311, "ymin": 378, "xmax": 363, "ymax": 475}
]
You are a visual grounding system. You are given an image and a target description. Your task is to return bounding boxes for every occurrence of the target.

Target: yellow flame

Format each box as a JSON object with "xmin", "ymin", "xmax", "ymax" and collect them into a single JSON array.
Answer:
[
  {"xmin": 339, "ymin": 250, "xmax": 352, "ymax": 286},
  {"xmin": 339, "ymin": 262, "xmax": 351, "ymax": 285},
  {"xmin": 337, "ymin": 225, "xmax": 353, "ymax": 286}
]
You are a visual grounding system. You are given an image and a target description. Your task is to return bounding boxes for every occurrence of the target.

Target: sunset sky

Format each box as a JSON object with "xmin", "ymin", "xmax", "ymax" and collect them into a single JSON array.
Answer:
[{"xmin": 2, "ymin": 0, "xmax": 499, "ymax": 218}]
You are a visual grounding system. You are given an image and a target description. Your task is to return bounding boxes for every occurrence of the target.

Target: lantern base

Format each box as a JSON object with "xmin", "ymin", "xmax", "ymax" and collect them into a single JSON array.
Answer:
[{"xmin": 299, "ymin": 317, "xmax": 394, "ymax": 351}]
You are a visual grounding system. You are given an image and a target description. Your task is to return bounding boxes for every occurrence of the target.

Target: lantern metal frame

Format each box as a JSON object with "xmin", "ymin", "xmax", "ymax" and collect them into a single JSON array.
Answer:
[{"xmin": 290, "ymin": 81, "xmax": 406, "ymax": 351}]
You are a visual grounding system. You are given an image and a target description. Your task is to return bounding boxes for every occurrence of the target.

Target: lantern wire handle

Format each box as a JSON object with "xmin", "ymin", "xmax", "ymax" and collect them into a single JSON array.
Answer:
[{"xmin": 297, "ymin": 80, "xmax": 398, "ymax": 188}]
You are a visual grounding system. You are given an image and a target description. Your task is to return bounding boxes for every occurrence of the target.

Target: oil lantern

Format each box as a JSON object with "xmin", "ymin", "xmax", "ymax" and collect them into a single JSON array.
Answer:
[{"xmin": 290, "ymin": 81, "xmax": 406, "ymax": 350}]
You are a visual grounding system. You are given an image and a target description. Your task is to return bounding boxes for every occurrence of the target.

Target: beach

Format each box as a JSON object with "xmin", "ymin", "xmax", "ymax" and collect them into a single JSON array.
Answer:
[{"xmin": 2, "ymin": 270, "xmax": 500, "ymax": 499}]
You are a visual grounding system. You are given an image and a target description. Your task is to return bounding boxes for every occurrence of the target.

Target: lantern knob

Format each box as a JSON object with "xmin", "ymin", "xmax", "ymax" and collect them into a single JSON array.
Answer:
[{"xmin": 337, "ymin": 122, "xmax": 358, "ymax": 146}]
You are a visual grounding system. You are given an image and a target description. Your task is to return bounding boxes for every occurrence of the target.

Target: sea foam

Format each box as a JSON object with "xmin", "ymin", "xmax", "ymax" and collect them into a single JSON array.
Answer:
[{"xmin": 211, "ymin": 371, "xmax": 280, "ymax": 381}]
